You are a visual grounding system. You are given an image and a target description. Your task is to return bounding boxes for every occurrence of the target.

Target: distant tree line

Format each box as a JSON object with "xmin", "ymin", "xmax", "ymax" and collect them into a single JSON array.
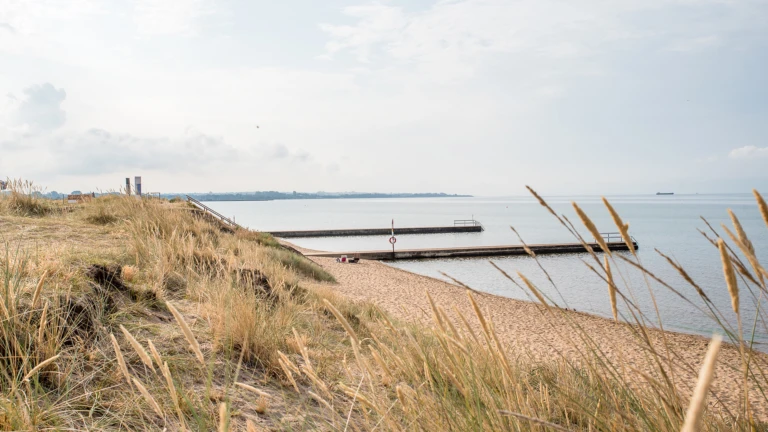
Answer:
[
  {"xmin": 25, "ymin": 190, "xmax": 470, "ymax": 202},
  {"xmin": 169, "ymin": 191, "xmax": 472, "ymax": 202}
]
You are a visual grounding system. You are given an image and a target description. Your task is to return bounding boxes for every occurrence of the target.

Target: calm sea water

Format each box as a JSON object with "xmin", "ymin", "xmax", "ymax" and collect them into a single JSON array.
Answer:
[{"xmin": 206, "ymin": 195, "xmax": 768, "ymax": 347}]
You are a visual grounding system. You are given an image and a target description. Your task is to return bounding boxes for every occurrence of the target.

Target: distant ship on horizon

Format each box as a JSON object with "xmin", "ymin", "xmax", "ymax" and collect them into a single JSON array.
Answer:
[{"xmin": 656, "ymin": 192, "xmax": 674, "ymax": 195}]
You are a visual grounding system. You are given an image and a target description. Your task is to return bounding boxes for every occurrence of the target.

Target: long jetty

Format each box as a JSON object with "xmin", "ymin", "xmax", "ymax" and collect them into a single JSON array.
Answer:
[
  {"xmin": 269, "ymin": 220, "xmax": 483, "ymax": 238},
  {"xmin": 305, "ymin": 240, "xmax": 637, "ymax": 260}
]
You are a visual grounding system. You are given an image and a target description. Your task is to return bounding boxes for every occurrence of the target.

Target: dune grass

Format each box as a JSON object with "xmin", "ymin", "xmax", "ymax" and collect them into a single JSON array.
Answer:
[
  {"xmin": 0, "ymin": 183, "xmax": 766, "ymax": 430},
  {"xmin": 0, "ymin": 180, "xmax": 58, "ymax": 217}
]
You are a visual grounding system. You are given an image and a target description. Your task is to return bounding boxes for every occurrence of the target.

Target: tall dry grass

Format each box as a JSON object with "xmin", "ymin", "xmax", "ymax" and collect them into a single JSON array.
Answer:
[
  {"xmin": 1, "ymin": 184, "xmax": 767, "ymax": 430},
  {"xmin": 0, "ymin": 180, "xmax": 58, "ymax": 217}
]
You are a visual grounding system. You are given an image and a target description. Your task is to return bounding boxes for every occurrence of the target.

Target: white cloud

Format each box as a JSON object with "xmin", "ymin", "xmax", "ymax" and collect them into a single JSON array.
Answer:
[
  {"xmin": 729, "ymin": 146, "xmax": 768, "ymax": 159},
  {"xmin": 53, "ymin": 128, "xmax": 238, "ymax": 174},
  {"xmin": 13, "ymin": 83, "xmax": 67, "ymax": 133}
]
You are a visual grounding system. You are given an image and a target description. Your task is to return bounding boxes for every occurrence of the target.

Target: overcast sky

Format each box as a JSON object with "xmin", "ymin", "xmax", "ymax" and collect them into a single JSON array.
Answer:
[{"xmin": 1, "ymin": 0, "xmax": 766, "ymax": 195}]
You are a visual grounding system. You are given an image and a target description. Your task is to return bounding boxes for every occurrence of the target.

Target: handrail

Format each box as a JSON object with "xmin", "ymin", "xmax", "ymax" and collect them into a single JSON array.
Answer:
[
  {"xmin": 454, "ymin": 219, "xmax": 482, "ymax": 227},
  {"xmin": 599, "ymin": 232, "xmax": 637, "ymax": 244},
  {"xmin": 186, "ymin": 195, "xmax": 243, "ymax": 230}
]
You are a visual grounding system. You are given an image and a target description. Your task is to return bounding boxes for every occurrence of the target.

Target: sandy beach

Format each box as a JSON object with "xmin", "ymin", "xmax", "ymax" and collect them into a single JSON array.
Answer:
[{"xmin": 293, "ymin": 242, "xmax": 768, "ymax": 419}]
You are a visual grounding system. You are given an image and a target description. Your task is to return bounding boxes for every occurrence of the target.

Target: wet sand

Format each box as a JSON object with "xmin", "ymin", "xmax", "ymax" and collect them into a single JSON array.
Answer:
[{"xmin": 292, "ymin": 241, "xmax": 768, "ymax": 419}]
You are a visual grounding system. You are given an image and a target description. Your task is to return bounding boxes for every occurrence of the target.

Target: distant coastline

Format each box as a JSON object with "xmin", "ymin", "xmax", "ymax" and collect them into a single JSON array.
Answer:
[{"xmin": 172, "ymin": 191, "xmax": 472, "ymax": 202}]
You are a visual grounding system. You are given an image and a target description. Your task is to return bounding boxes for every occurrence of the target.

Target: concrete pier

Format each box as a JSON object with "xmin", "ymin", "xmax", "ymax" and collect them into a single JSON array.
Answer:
[
  {"xmin": 304, "ymin": 241, "xmax": 637, "ymax": 260},
  {"xmin": 269, "ymin": 225, "xmax": 483, "ymax": 238}
]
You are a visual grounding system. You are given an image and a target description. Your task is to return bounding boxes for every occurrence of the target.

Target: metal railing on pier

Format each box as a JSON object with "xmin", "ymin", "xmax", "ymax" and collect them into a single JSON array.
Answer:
[
  {"xmin": 186, "ymin": 195, "xmax": 243, "ymax": 230},
  {"xmin": 599, "ymin": 232, "xmax": 637, "ymax": 244},
  {"xmin": 454, "ymin": 219, "xmax": 483, "ymax": 228}
]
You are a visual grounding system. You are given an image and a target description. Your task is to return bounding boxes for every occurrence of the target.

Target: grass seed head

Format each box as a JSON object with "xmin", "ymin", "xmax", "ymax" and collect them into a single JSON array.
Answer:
[
  {"xmin": 717, "ymin": 239, "xmax": 739, "ymax": 315},
  {"xmin": 120, "ymin": 325, "xmax": 155, "ymax": 371},
  {"xmin": 517, "ymin": 272, "xmax": 550, "ymax": 311},
  {"xmin": 602, "ymin": 197, "xmax": 635, "ymax": 253},
  {"xmin": 110, "ymin": 333, "xmax": 133, "ymax": 385},
  {"xmin": 132, "ymin": 377, "xmax": 164, "ymax": 417},
  {"xmin": 166, "ymin": 301, "xmax": 205, "ymax": 364},
  {"xmin": 573, "ymin": 203, "xmax": 611, "ymax": 256},
  {"xmin": 754, "ymin": 189, "xmax": 768, "ymax": 229},
  {"xmin": 681, "ymin": 334, "xmax": 723, "ymax": 432},
  {"xmin": 604, "ymin": 256, "xmax": 618, "ymax": 322}
]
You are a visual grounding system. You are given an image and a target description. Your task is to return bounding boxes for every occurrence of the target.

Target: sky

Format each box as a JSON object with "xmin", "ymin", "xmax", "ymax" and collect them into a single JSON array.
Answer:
[{"xmin": 1, "ymin": 0, "xmax": 767, "ymax": 196}]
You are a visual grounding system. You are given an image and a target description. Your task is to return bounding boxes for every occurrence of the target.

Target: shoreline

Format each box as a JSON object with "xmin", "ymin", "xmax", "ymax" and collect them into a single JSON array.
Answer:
[{"xmin": 286, "ymin": 239, "xmax": 768, "ymax": 418}]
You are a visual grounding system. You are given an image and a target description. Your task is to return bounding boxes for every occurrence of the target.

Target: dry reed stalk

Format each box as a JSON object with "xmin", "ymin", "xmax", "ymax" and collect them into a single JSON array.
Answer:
[
  {"xmin": 166, "ymin": 301, "xmax": 205, "ymax": 364},
  {"xmin": 395, "ymin": 385, "xmax": 409, "ymax": 412},
  {"xmin": 218, "ymin": 402, "xmax": 229, "ymax": 432},
  {"xmin": 604, "ymin": 256, "xmax": 618, "ymax": 321},
  {"xmin": 349, "ymin": 334, "xmax": 376, "ymax": 389},
  {"xmin": 322, "ymin": 299, "xmax": 359, "ymax": 344},
  {"xmin": 466, "ymin": 290, "xmax": 494, "ymax": 350},
  {"xmin": 160, "ymin": 362, "xmax": 185, "ymax": 430},
  {"xmin": 655, "ymin": 249, "xmax": 710, "ymax": 302},
  {"xmin": 236, "ymin": 382, "xmax": 270, "ymax": 398},
  {"xmin": 423, "ymin": 360, "xmax": 434, "ymax": 392},
  {"xmin": 728, "ymin": 210, "xmax": 754, "ymax": 253},
  {"xmin": 291, "ymin": 328, "xmax": 313, "ymax": 373},
  {"xmin": 37, "ymin": 302, "xmax": 48, "ymax": 345},
  {"xmin": 602, "ymin": 197, "xmax": 635, "ymax": 254},
  {"xmin": 0, "ymin": 294, "xmax": 8, "ymax": 320},
  {"xmin": 439, "ymin": 306, "xmax": 461, "ymax": 340},
  {"xmin": 277, "ymin": 356, "xmax": 300, "ymax": 392},
  {"xmin": 23, "ymin": 354, "xmax": 59, "ymax": 381},
  {"xmin": 31, "ymin": 269, "xmax": 48, "ymax": 309},
  {"xmin": 277, "ymin": 350, "xmax": 300, "ymax": 374},
  {"xmin": 369, "ymin": 347, "xmax": 393, "ymax": 379},
  {"xmin": 120, "ymin": 325, "xmax": 155, "ymax": 371},
  {"xmin": 308, "ymin": 391, "xmax": 334, "ymax": 411},
  {"xmin": 572, "ymin": 203, "xmax": 611, "ymax": 255},
  {"xmin": 147, "ymin": 339, "xmax": 163, "ymax": 368},
  {"xmin": 487, "ymin": 323, "xmax": 514, "ymax": 379},
  {"xmin": 452, "ymin": 305, "xmax": 479, "ymax": 344},
  {"xmin": 132, "ymin": 377, "xmax": 164, "ymax": 417},
  {"xmin": 722, "ymin": 226, "xmax": 764, "ymax": 286},
  {"xmin": 526, "ymin": 185, "xmax": 559, "ymax": 219},
  {"xmin": 516, "ymin": 272, "xmax": 551, "ymax": 311},
  {"xmin": 110, "ymin": 333, "xmax": 132, "ymax": 385},
  {"xmin": 717, "ymin": 239, "xmax": 739, "ymax": 315},
  {"xmin": 754, "ymin": 189, "xmax": 768, "ymax": 228},
  {"xmin": 425, "ymin": 290, "xmax": 446, "ymax": 332},
  {"xmin": 371, "ymin": 334, "xmax": 406, "ymax": 372},
  {"xmin": 681, "ymin": 334, "xmax": 722, "ymax": 432},
  {"xmin": 338, "ymin": 382, "xmax": 380, "ymax": 413}
]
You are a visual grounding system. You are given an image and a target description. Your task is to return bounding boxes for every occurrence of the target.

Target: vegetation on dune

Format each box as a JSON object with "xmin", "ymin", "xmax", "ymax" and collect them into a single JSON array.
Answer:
[
  {"xmin": 0, "ymin": 180, "xmax": 58, "ymax": 217},
  {"xmin": 0, "ymin": 181, "xmax": 767, "ymax": 430}
]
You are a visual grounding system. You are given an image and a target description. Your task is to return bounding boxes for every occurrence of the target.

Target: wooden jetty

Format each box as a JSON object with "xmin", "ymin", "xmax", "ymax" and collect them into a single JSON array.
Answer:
[
  {"xmin": 305, "ymin": 239, "xmax": 637, "ymax": 261},
  {"xmin": 269, "ymin": 220, "xmax": 483, "ymax": 238}
]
